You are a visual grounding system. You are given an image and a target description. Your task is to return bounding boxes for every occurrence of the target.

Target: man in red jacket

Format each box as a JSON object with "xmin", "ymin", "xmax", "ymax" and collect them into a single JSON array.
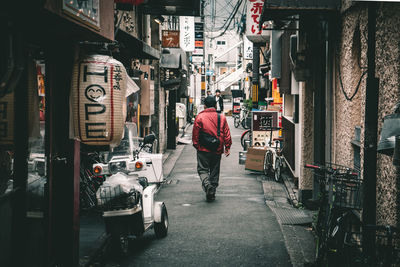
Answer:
[{"xmin": 192, "ymin": 96, "xmax": 232, "ymax": 201}]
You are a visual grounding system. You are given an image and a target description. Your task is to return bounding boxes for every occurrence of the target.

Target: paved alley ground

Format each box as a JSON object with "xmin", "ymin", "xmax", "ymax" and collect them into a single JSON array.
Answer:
[{"xmin": 103, "ymin": 117, "xmax": 292, "ymax": 266}]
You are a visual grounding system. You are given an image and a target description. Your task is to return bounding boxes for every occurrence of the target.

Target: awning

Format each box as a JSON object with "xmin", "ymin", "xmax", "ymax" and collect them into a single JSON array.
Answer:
[
  {"xmin": 260, "ymin": 0, "xmax": 339, "ymax": 23},
  {"xmin": 160, "ymin": 48, "xmax": 187, "ymax": 71},
  {"xmin": 116, "ymin": 30, "xmax": 160, "ymax": 60},
  {"xmin": 141, "ymin": 0, "xmax": 201, "ymax": 16}
]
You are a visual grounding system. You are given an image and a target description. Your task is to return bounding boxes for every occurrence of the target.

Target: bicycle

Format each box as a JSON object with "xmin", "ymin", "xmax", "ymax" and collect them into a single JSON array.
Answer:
[
  {"xmin": 305, "ymin": 162, "xmax": 361, "ymax": 266},
  {"xmin": 240, "ymin": 129, "xmax": 252, "ymax": 150},
  {"xmin": 263, "ymin": 127, "xmax": 285, "ymax": 182},
  {"xmin": 234, "ymin": 107, "xmax": 250, "ymax": 129}
]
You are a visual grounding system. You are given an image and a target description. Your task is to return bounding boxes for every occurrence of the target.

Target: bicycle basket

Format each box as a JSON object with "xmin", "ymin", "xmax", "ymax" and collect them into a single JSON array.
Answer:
[
  {"xmin": 324, "ymin": 163, "xmax": 362, "ymax": 209},
  {"xmin": 97, "ymin": 185, "xmax": 140, "ymax": 211},
  {"xmin": 330, "ymin": 175, "xmax": 362, "ymax": 209}
]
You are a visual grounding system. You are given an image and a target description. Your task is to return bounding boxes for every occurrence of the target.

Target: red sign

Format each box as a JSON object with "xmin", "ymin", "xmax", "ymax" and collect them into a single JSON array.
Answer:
[
  {"xmin": 195, "ymin": 40, "xmax": 204, "ymax": 48},
  {"xmin": 162, "ymin": 30, "xmax": 180, "ymax": 48}
]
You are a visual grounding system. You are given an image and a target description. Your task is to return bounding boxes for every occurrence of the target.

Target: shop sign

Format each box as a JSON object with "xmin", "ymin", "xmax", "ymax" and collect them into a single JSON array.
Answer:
[
  {"xmin": 192, "ymin": 56, "xmax": 203, "ymax": 63},
  {"xmin": 195, "ymin": 22, "xmax": 204, "ymax": 31},
  {"xmin": 244, "ymin": 36, "xmax": 253, "ymax": 59},
  {"xmin": 179, "ymin": 16, "xmax": 195, "ymax": 52},
  {"xmin": 245, "ymin": 0, "xmax": 270, "ymax": 43},
  {"xmin": 195, "ymin": 40, "xmax": 204, "ymax": 48},
  {"xmin": 193, "ymin": 48, "xmax": 203, "ymax": 55},
  {"xmin": 71, "ymin": 55, "xmax": 128, "ymax": 146},
  {"xmin": 63, "ymin": 0, "xmax": 100, "ymax": 28},
  {"xmin": 162, "ymin": 30, "xmax": 180, "ymax": 48}
]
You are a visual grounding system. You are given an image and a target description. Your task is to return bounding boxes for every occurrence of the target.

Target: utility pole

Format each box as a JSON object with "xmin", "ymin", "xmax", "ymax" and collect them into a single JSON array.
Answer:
[
  {"xmin": 201, "ymin": 0, "xmax": 206, "ymax": 99},
  {"xmin": 362, "ymin": 2, "xmax": 379, "ymax": 260}
]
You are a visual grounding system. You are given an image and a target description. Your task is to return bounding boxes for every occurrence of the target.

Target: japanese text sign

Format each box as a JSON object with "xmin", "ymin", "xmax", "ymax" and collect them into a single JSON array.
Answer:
[
  {"xmin": 245, "ymin": 0, "xmax": 270, "ymax": 43},
  {"xmin": 179, "ymin": 16, "xmax": 195, "ymax": 52}
]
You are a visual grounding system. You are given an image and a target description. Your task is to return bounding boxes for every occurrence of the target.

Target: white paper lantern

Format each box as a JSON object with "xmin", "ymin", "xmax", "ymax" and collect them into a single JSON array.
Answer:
[{"xmin": 71, "ymin": 54, "xmax": 128, "ymax": 146}]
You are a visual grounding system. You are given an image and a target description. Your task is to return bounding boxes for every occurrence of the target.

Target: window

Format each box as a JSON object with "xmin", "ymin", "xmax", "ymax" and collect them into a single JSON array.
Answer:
[
  {"xmin": 216, "ymin": 40, "xmax": 226, "ymax": 46},
  {"xmin": 351, "ymin": 126, "xmax": 361, "ymax": 170}
]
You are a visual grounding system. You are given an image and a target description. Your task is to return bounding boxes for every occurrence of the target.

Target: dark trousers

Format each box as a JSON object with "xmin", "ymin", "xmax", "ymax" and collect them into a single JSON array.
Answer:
[{"xmin": 197, "ymin": 150, "xmax": 222, "ymax": 192}]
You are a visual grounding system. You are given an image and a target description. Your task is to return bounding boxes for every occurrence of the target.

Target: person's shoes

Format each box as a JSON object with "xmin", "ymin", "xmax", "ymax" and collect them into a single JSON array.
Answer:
[{"xmin": 206, "ymin": 186, "xmax": 216, "ymax": 202}]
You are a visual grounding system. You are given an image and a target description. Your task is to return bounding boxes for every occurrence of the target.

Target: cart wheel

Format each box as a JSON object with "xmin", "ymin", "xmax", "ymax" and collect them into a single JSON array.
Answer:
[
  {"xmin": 263, "ymin": 151, "xmax": 273, "ymax": 178},
  {"xmin": 154, "ymin": 203, "xmax": 168, "ymax": 238},
  {"xmin": 274, "ymin": 157, "xmax": 282, "ymax": 183},
  {"xmin": 110, "ymin": 234, "xmax": 129, "ymax": 256}
]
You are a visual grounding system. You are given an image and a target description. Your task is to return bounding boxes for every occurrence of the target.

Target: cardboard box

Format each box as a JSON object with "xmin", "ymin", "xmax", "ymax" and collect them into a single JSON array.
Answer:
[{"xmin": 245, "ymin": 147, "xmax": 267, "ymax": 172}]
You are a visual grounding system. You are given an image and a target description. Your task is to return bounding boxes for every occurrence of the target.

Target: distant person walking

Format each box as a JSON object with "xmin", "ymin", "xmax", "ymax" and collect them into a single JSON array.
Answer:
[
  {"xmin": 215, "ymin": 89, "xmax": 224, "ymax": 113},
  {"xmin": 192, "ymin": 96, "xmax": 232, "ymax": 201}
]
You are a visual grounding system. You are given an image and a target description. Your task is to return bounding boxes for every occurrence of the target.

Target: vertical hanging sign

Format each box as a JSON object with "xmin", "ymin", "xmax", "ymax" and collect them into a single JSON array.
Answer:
[
  {"xmin": 245, "ymin": 0, "xmax": 270, "ymax": 43},
  {"xmin": 244, "ymin": 36, "xmax": 253, "ymax": 59},
  {"xmin": 179, "ymin": 16, "xmax": 195, "ymax": 52}
]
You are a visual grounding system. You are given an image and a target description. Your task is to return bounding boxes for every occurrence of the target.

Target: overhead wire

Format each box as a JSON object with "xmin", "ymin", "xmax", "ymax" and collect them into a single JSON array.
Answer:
[
  {"xmin": 209, "ymin": 0, "xmax": 241, "ymax": 32},
  {"xmin": 206, "ymin": 0, "xmax": 243, "ymax": 39}
]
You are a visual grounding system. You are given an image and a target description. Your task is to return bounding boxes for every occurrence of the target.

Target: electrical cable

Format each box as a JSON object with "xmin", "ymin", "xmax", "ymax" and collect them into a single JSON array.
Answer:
[
  {"xmin": 206, "ymin": 0, "xmax": 243, "ymax": 39},
  {"xmin": 209, "ymin": 0, "xmax": 242, "ymax": 32},
  {"xmin": 337, "ymin": 52, "xmax": 367, "ymax": 101}
]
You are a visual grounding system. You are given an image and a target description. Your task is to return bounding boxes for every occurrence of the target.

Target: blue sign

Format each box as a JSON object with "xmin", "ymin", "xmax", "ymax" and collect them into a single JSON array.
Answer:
[{"xmin": 206, "ymin": 70, "xmax": 214, "ymax": 76}]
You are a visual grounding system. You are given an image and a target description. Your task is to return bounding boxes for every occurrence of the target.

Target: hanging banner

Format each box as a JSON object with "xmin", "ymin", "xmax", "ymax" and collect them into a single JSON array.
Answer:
[
  {"xmin": 179, "ymin": 16, "xmax": 195, "ymax": 52},
  {"xmin": 245, "ymin": 0, "xmax": 270, "ymax": 43},
  {"xmin": 244, "ymin": 36, "xmax": 253, "ymax": 59},
  {"xmin": 71, "ymin": 55, "xmax": 128, "ymax": 146}
]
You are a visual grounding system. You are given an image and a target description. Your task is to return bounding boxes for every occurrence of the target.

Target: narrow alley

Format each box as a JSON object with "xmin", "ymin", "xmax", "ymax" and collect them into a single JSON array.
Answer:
[
  {"xmin": 102, "ymin": 117, "xmax": 292, "ymax": 266},
  {"xmin": 1, "ymin": 1, "xmax": 400, "ymax": 266}
]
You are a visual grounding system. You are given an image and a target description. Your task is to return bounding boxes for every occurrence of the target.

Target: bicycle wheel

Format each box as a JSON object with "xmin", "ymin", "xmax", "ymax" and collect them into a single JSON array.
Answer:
[
  {"xmin": 234, "ymin": 115, "xmax": 240, "ymax": 128},
  {"xmin": 274, "ymin": 157, "xmax": 282, "ymax": 182},
  {"xmin": 241, "ymin": 116, "xmax": 250, "ymax": 129},
  {"xmin": 315, "ymin": 195, "xmax": 333, "ymax": 266},
  {"xmin": 240, "ymin": 130, "xmax": 251, "ymax": 149},
  {"xmin": 263, "ymin": 151, "xmax": 273, "ymax": 178}
]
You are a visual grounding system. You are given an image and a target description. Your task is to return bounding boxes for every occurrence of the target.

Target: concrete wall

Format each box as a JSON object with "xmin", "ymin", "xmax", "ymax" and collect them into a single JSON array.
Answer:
[
  {"xmin": 336, "ymin": 2, "xmax": 400, "ymax": 225},
  {"xmin": 299, "ymin": 82, "xmax": 313, "ymax": 194},
  {"xmin": 375, "ymin": 3, "xmax": 400, "ymax": 225},
  {"xmin": 333, "ymin": 5, "xmax": 366, "ymax": 169}
]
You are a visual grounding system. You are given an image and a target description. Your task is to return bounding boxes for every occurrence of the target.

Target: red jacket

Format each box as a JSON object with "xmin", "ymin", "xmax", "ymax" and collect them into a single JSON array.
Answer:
[{"xmin": 192, "ymin": 108, "xmax": 232, "ymax": 155}]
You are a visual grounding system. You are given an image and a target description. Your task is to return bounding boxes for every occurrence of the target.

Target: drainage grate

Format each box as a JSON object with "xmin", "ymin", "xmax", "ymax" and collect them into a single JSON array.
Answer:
[{"xmin": 267, "ymin": 203, "xmax": 313, "ymax": 225}]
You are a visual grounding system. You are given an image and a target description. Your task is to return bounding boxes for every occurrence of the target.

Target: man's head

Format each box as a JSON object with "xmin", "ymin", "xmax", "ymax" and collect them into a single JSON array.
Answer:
[
  {"xmin": 215, "ymin": 89, "xmax": 221, "ymax": 97},
  {"xmin": 204, "ymin": 96, "xmax": 217, "ymax": 108},
  {"xmin": 207, "ymin": 91, "xmax": 212, "ymax": 96}
]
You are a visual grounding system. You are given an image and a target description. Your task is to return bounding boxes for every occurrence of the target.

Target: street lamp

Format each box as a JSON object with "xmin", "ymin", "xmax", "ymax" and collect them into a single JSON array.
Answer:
[{"xmin": 154, "ymin": 15, "xmax": 165, "ymax": 25}]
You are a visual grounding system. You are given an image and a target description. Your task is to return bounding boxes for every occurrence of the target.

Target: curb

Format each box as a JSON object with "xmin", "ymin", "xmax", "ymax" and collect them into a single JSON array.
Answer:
[{"xmin": 260, "ymin": 175, "xmax": 315, "ymax": 267}]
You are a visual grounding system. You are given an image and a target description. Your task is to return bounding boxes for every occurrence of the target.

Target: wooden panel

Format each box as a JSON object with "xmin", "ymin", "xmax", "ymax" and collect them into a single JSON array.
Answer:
[{"xmin": 282, "ymin": 116, "xmax": 295, "ymax": 170}]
